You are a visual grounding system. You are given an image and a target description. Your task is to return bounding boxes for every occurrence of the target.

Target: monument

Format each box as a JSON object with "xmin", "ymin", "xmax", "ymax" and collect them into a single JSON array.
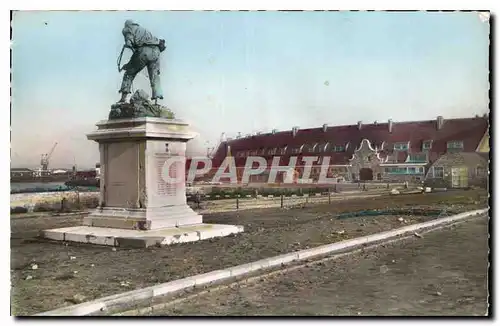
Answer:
[{"xmin": 42, "ymin": 20, "xmax": 243, "ymax": 248}]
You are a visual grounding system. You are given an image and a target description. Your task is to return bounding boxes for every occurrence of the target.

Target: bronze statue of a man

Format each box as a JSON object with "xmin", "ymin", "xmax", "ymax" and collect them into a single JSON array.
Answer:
[{"xmin": 118, "ymin": 20, "xmax": 166, "ymax": 103}]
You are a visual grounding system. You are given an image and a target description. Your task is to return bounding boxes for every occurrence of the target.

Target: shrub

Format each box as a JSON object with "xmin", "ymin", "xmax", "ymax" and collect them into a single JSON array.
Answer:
[
  {"xmin": 11, "ymin": 206, "xmax": 28, "ymax": 214},
  {"xmin": 33, "ymin": 201, "xmax": 58, "ymax": 213}
]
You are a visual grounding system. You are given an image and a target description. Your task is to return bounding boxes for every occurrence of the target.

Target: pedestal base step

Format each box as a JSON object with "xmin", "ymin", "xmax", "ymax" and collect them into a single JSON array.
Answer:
[
  {"xmin": 41, "ymin": 224, "xmax": 244, "ymax": 248},
  {"xmin": 83, "ymin": 205, "xmax": 203, "ymax": 230}
]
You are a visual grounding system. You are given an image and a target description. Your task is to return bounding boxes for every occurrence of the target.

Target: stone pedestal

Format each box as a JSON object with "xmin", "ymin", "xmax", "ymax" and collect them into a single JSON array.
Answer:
[
  {"xmin": 83, "ymin": 117, "xmax": 202, "ymax": 230},
  {"xmin": 42, "ymin": 117, "xmax": 243, "ymax": 247}
]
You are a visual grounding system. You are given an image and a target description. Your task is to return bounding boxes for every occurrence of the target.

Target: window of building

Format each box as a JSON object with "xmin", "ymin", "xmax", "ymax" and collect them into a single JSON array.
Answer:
[
  {"xmin": 279, "ymin": 146, "xmax": 288, "ymax": 155},
  {"xmin": 267, "ymin": 148, "xmax": 277, "ymax": 155},
  {"xmin": 249, "ymin": 150, "xmax": 257, "ymax": 156},
  {"xmin": 406, "ymin": 153, "xmax": 428, "ymax": 163},
  {"xmin": 433, "ymin": 166, "xmax": 444, "ymax": 178},
  {"xmin": 386, "ymin": 167, "xmax": 408, "ymax": 174},
  {"xmin": 258, "ymin": 148, "xmax": 265, "ymax": 155},
  {"xmin": 236, "ymin": 152, "xmax": 246, "ymax": 158},
  {"xmin": 422, "ymin": 140, "xmax": 432, "ymax": 151},
  {"xmin": 333, "ymin": 145, "xmax": 345, "ymax": 152},
  {"xmin": 393, "ymin": 142, "xmax": 409, "ymax": 151},
  {"xmin": 291, "ymin": 147, "xmax": 300, "ymax": 154},
  {"xmin": 406, "ymin": 167, "xmax": 425, "ymax": 174},
  {"xmin": 476, "ymin": 166, "xmax": 486, "ymax": 177},
  {"xmin": 447, "ymin": 141, "xmax": 464, "ymax": 152}
]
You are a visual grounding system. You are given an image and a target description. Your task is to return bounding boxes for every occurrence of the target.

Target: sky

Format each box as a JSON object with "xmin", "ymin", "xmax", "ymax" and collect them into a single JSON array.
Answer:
[{"xmin": 11, "ymin": 11, "xmax": 490, "ymax": 169}]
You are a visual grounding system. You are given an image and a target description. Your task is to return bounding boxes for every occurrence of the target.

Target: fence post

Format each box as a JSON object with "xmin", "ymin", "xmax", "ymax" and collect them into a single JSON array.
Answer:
[
  {"xmin": 280, "ymin": 194, "xmax": 284, "ymax": 208},
  {"xmin": 60, "ymin": 197, "xmax": 66, "ymax": 212},
  {"xmin": 236, "ymin": 197, "xmax": 239, "ymax": 210},
  {"xmin": 328, "ymin": 190, "xmax": 331, "ymax": 204}
]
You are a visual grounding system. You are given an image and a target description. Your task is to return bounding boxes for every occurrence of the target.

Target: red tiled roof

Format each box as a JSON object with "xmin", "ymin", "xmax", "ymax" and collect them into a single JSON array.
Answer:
[{"xmin": 207, "ymin": 116, "xmax": 488, "ymax": 166}]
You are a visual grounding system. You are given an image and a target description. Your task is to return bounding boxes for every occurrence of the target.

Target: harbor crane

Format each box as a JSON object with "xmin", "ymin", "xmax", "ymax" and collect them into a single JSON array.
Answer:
[{"xmin": 40, "ymin": 142, "xmax": 58, "ymax": 171}]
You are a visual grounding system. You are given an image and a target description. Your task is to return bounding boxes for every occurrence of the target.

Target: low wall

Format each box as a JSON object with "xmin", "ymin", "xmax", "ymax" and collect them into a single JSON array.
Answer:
[
  {"xmin": 10, "ymin": 191, "xmax": 99, "ymax": 213},
  {"xmin": 192, "ymin": 182, "xmax": 406, "ymax": 196},
  {"xmin": 11, "ymin": 182, "xmax": 411, "ymax": 214}
]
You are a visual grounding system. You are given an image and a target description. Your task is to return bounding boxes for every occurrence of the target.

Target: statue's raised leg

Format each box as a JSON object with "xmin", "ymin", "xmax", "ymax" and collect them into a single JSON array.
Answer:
[{"xmin": 119, "ymin": 53, "xmax": 147, "ymax": 102}]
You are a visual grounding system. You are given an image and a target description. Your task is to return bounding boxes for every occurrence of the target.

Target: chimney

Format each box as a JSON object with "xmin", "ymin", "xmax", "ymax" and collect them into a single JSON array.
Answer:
[
  {"xmin": 271, "ymin": 129, "xmax": 278, "ymax": 134},
  {"xmin": 388, "ymin": 119, "xmax": 393, "ymax": 133},
  {"xmin": 436, "ymin": 116, "xmax": 444, "ymax": 130},
  {"xmin": 322, "ymin": 124, "xmax": 328, "ymax": 132},
  {"xmin": 357, "ymin": 121, "xmax": 362, "ymax": 130},
  {"xmin": 292, "ymin": 126, "xmax": 299, "ymax": 137}
]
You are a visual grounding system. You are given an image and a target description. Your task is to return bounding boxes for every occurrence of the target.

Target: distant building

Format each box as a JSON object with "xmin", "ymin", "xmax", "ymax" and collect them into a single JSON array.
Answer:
[
  {"xmin": 10, "ymin": 168, "xmax": 34, "ymax": 178},
  {"xmin": 186, "ymin": 115, "xmax": 489, "ymax": 184},
  {"xmin": 424, "ymin": 152, "xmax": 488, "ymax": 189},
  {"xmin": 52, "ymin": 169, "xmax": 69, "ymax": 174}
]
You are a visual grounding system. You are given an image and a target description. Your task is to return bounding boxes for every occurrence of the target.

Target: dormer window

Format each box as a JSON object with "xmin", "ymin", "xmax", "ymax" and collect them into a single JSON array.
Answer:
[
  {"xmin": 422, "ymin": 140, "xmax": 433, "ymax": 151},
  {"xmin": 447, "ymin": 140, "xmax": 464, "ymax": 152},
  {"xmin": 394, "ymin": 142, "xmax": 409, "ymax": 151},
  {"xmin": 279, "ymin": 146, "xmax": 288, "ymax": 155},
  {"xmin": 333, "ymin": 145, "xmax": 345, "ymax": 152},
  {"xmin": 309, "ymin": 143, "xmax": 318, "ymax": 153},
  {"xmin": 323, "ymin": 143, "xmax": 330, "ymax": 151},
  {"xmin": 299, "ymin": 144, "xmax": 306, "ymax": 153}
]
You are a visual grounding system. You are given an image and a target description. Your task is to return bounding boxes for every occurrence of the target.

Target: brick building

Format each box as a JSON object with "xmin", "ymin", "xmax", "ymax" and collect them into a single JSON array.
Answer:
[{"xmin": 187, "ymin": 115, "xmax": 489, "ymax": 184}]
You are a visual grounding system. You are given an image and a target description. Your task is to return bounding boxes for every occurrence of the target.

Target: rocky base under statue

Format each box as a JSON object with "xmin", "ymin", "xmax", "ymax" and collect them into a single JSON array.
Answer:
[{"xmin": 109, "ymin": 89, "xmax": 175, "ymax": 120}]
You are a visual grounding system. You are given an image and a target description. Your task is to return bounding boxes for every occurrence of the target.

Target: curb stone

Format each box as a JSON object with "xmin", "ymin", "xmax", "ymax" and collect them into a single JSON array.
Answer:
[
  {"xmin": 115, "ymin": 217, "xmax": 481, "ymax": 316},
  {"xmin": 34, "ymin": 208, "xmax": 488, "ymax": 316}
]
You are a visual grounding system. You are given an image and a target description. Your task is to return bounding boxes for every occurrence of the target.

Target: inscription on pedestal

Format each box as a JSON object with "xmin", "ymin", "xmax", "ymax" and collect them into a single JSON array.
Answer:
[{"xmin": 155, "ymin": 153, "xmax": 183, "ymax": 197}]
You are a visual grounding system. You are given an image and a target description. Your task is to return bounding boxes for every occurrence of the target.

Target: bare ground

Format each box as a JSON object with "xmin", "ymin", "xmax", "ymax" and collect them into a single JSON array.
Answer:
[
  {"xmin": 153, "ymin": 216, "xmax": 490, "ymax": 316},
  {"xmin": 10, "ymin": 190, "xmax": 488, "ymax": 316}
]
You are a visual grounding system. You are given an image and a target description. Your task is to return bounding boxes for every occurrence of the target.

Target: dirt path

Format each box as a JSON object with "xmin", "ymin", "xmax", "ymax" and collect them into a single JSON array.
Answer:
[
  {"xmin": 152, "ymin": 216, "xmax": 489, "ymax": 316},
  {"xmin": 10, "ymin": 190, "xmax": 488, "ymax": 315}
]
